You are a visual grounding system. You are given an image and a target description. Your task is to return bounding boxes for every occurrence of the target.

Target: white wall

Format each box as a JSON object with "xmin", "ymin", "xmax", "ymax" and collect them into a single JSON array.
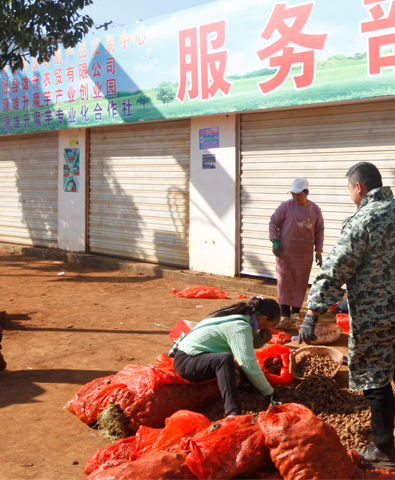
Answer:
[
  {"xmin": 189, "ymin": 115, "xmax": 237, "ymax": 276},
  {"xmin": 58, "ymin": 129, "xmax": 86, "ymax": 252}
]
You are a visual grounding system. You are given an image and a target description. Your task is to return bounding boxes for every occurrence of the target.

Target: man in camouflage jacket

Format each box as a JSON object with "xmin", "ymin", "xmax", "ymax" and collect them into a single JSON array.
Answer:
[{"xmin": 298, "ymin": 162, "xmax": 395, "ymax": 471}]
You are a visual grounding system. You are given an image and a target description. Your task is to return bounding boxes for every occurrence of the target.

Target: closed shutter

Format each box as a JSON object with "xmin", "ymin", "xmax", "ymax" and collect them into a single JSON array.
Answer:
[
  {"xmin": 240, "ymin": 101, "xmax": 395, "ymax": 281},
  {"xmin": 89, "ymin": 120, "xmax": 190, "ymax": 267},
  {"xmin": 0, "ymin": 132, "xmax": 58, "ymax": 247}
]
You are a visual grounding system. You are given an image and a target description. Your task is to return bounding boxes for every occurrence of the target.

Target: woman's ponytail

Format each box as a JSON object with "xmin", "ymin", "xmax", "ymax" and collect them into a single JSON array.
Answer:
[
  {"xmin": 206, "ymin": 296, "xmax": 279, "ymax": 320},
  {"xmin": 206, "ymin": 301, "xmax": 253, "ymax": 318}
]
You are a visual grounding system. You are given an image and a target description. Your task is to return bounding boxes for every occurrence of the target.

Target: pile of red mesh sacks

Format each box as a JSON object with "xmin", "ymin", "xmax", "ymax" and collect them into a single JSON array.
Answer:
[
  {"xmin": 83, "ymin": 404, "xmax": 395, "ymax": 480},
  {"xmin": 67, "ymin": 321, "xmax": 294, "ymax": 436}
]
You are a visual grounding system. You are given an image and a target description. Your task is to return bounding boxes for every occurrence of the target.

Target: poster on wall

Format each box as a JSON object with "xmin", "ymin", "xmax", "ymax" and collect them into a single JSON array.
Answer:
[
  {"xmin": 63, "ymin": 148, "xmax": 80, "ymax": 193},
  {"xmin": 202, "ymin": 154, "xmax": 216, "ymax": 169},
  {"xmin": 200, "ymin": 127, "xmax": 219, "ymax": 149},
  {"xmin": 1, "ymin": 0, "xmax": 395, "ymax": 135}
]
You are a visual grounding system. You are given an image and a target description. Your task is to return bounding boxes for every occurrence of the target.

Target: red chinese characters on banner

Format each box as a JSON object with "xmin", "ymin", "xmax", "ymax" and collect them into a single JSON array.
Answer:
[
  {"xmin": 135, "ymin": 27, "xmax": 146, "ymax": 46},
  {"xmin": 105, "ymin": 35, "xmax": 115, "ymax": 54},
  {"xmin": 120, "ymin": 31, "xmax": 130, "ymax": 50},
  {"xmin": 177, "ymin": 20, "xmax": 232, "ymax": 102},
  {"xmin": 33, "ymin": 74, "xmax": 40, "ymax": 90},
  {"xmin": 256, "ymin": 2, "xmax": 327, "ymax": 94},
  {"xmin": 93, "ymin": 81, "xmax": 103, "ymax": 99},
  {"xmin": 361, "ymin": 0, "xmax": 395, "ymax": 75}
]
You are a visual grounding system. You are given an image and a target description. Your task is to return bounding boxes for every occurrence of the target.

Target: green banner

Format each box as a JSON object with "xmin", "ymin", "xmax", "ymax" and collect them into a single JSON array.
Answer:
[{"xmin": 1, "ymin": 0, "xmax": 394, "ymax": 135}]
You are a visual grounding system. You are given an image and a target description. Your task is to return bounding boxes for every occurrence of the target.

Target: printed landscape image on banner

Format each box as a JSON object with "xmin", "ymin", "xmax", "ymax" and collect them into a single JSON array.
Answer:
[{"xmin": 1, "ymin": 0, "xmax": 395, "ymax": 135}]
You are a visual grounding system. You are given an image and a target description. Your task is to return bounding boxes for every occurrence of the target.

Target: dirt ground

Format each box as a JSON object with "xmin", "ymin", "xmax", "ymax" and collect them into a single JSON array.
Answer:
[{"xmin": 1, "ymin": 251, "xmax": 285, "ymax": 480}]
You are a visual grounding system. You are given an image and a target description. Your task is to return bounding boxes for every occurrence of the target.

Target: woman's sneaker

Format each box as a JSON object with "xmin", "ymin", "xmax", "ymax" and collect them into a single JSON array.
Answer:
[
  {"xmin": 276, "ymin": 316, "xmax": 295, "ymax": 330},
  {"xmin": 357, "ymin": 444, "xmax": 395, "ymax": 471},
  {"xmin": 291, "ymin": 313, "xmax": 303, "ymax": 327}
]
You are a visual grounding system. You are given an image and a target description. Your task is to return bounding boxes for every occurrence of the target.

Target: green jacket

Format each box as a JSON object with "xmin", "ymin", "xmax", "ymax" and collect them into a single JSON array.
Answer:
[{"xmin": 177, "ymin": 314, "xmax": 274, "ymax": 395}]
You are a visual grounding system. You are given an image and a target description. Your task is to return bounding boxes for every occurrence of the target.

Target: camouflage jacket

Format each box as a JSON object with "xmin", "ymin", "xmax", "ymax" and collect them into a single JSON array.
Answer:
[{"xmin": 307, "ymin": 186, "xmax": 395, "ymax": 334}]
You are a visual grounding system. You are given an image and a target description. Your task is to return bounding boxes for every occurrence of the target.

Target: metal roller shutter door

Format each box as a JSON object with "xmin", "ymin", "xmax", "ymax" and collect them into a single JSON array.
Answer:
[
  {"xmin": 240, "ymin": 102, "xmax": 395, "ymax": 281},
  {"xmin": 89, "ymin": 120, "xmax": 190, "ymax": 267},
  {"xmin": 0, "ymin": 132, "xmax": 58, "ymax": 247}
]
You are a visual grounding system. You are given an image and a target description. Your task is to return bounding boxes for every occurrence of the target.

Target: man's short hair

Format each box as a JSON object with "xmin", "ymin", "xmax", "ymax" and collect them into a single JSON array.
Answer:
[{"xmin": 346, "ymin": 162, "xmax": 382, "ymax": 192}]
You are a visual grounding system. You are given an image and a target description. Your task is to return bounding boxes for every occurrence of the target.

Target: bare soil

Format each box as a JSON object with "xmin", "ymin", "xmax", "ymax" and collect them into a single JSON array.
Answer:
[{"xmin": 0, "ymin": 251, "xmax": 270, "ymax": 480}]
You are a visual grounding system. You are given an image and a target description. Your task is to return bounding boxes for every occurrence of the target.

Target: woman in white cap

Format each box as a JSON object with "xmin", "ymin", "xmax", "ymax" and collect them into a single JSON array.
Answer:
[{"xmin": 269, "ymin": 178, "xmax": 324, "ymax": 330}]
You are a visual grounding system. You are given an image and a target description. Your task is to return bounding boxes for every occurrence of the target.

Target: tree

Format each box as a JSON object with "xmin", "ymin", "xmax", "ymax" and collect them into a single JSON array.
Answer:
[
  {"xmin": 136, "ymin": 95, "xmax": 151, "ymax": 109},
  {"xmin": 0, "ymin": 0, "xmax": 93, "ymax": 71},
  {"xmin": 156, "ymin": 82, "xmax": 175, "ymax": 107}
]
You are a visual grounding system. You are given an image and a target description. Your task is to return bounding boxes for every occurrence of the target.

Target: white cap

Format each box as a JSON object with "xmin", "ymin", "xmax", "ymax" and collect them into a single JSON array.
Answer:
[{"xmin": 288, "ymin": 178, "xmax": 309, "ymax": 194}]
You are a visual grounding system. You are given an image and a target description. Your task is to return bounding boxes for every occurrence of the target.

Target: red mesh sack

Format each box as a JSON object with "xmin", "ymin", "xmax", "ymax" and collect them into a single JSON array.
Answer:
[
  {"xmin": 336, "ymin": 313, "xmax": 350, "ymax": 334},
  {"xmin": 255, "ymin": 345, "xmax": 293, "ymax": 387},
  {"xmin": 169, "ymin": 320, "xmax": 198, "ymax": 343},
  {"xmin": 67, "ymin": 359, "xmax": 221, "ymax": 433},
  {"xmin": 268, "ymin": 328, "xmax": 292, "ymax": 345},
  {"xmin": 84, "ymin": 437, "xmax": 137, "ymax": 478},
  {"xmin": 171, "ymin": 285, "xmax": 228, "ymax": 299},
  {"xmin": 130, "ymin": 410, "xmax": 211, "ymax": 461},
  {"xmin": 85, "ymin": 410, "xmax": 210, "ymax": 479},
  {"xmin": 259, "ymin": 403, "xmax": 354, "ymax": 480},
  {"xmin": 330, "ymin": 303, "xmax": 350, "ymax": 335},
  {"xmin": 86, "ymin": 449, "xmax": 197, "ymax": 480},
  {"xmin": 183, "ymin": 415, "xmax": 273, "ymax": 480}
]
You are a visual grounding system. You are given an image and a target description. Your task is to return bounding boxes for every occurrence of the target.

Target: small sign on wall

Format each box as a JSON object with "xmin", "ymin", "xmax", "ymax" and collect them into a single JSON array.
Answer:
[
  {"xmin": 199, "ymin": 127, "xmax": 219, "ymax": 149},
  {"xmin": 63, "ymin": 148, "xmax": 80, "ymax": 193},
  {"xmin": 202, "ymin": 154, "xmax": 216, "ymax": 169},
  {"xmin": 69, "ymin": 135, "xmax": 79, "ymax": 147}
]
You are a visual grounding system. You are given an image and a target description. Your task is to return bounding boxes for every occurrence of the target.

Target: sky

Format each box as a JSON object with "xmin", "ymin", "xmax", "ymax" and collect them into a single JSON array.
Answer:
[{"xmin": 80, "ymin": 0, "xmax": 219, "ymax": 34}]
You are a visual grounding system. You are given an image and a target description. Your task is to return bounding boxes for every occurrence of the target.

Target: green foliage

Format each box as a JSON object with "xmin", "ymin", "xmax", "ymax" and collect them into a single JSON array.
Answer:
[
  {"xmin": 0, "ymin": 0, "xmax": 93, "ymax": 71},
  {"xmin": 156, "ymin": 81, "xmax": 176, "ymax": 106},
  {"xmin": 317, "ymin": 53, "xmax": 367, "ymax": 67},
  {"xmin": 136, "ymin": 95, "xmax": 152, "ymax": 109}
]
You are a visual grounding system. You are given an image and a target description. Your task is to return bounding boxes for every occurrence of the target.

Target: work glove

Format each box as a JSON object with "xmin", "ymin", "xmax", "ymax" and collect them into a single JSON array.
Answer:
[
  {"xmin": 315, "ymin": 252, "xmax": 323, "ymax": 267},
  {"xmin": 272, "ymin": 239, "xmax": 283, "ymax": 257},
  {"xmin": 298, "ymin": 313, "xmax": 319, "ymax": 345}
]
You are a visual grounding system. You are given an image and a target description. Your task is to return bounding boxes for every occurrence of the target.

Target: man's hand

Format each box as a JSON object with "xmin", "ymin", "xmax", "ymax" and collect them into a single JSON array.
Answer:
[
  {"xmin": 272, "ymin": 239, "xmax": 283, "ymax": 257},
  {"xmin": 298, "ymin": 313, "xmax": 319, "ymax": 345},
  {"xmin": 315, "ymin": 252, "xmax": 323, "ymax": 267}
]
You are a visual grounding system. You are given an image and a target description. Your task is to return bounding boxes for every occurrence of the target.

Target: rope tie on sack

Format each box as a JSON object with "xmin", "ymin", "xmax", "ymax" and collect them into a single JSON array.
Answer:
[{"xmin": 251, "ymin": 395, "xmax": 282, "ymax": 424}]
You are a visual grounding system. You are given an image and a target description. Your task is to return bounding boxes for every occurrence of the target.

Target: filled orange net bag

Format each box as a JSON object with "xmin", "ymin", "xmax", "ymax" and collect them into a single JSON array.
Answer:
[
  {"xmin": 255, "ymin": 344, "xmax": 294, "ymax": 387},
  {"xmin": 67, "ymin": 356, "xmax": 220, "ymax": 433},
  {"xmin": 259, "ymin": 403, "xmax": 354, "ymax": 480},
  {"xmin": 182, "ymin": 414, "xmax": 273, "ymax": 480},
  {"xmin": 87, "ymin": 449, "xmax": 197, "ymax": 480},
  {"xmin": 84, "ymin": 437, "xmax": 137, "ymax": 478},
  {"xmin": 85, "ymin": 410, "xmax": 209, "ymax": 479}
]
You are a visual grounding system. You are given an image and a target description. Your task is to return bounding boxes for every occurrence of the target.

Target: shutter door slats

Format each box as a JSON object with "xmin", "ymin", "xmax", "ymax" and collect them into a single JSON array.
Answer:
[
  {"xmin": 89, "ymin": 120, "xmax": 190, "ymax": 267},
  {"xmin": 0, "ymin": 132, "xmax": 58, "ymax": 247},
  {"xmin": 240, "ymin": 102, "xmax": 395, "ymax": 280}
]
